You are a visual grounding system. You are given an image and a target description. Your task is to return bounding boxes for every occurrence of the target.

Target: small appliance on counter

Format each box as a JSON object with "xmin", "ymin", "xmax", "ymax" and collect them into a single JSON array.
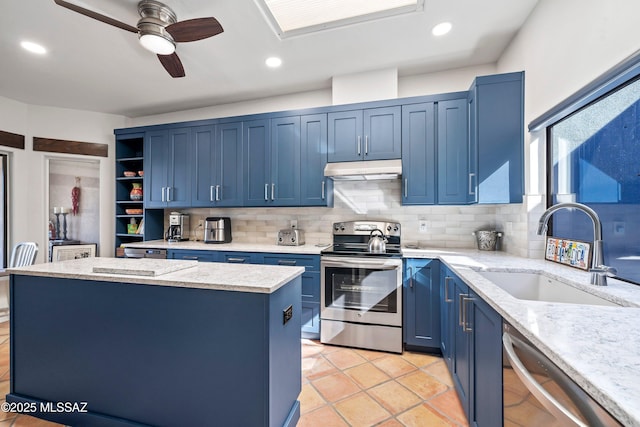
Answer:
[
  {"xmin": 277, "ymin": 226, "xmax": 305, "ymax": 246},
  {"xmin": 166, "ymin": 212, "xmax": 190, "ymax": 242},
  {"xmin": 204, "ymin": 217, "xmax": 232, "ymax": 243}
]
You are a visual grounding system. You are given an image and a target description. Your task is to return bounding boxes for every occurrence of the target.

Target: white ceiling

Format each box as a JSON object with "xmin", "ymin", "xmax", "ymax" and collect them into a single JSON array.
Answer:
[{"xmin": 0, "ymin": 0, "xmax": 538, "ymax": 118}]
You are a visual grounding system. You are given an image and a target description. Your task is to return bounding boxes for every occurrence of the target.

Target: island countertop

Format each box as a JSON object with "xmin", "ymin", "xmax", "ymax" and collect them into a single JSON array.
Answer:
[{"xmin": 8, "ymin": 257, "xmax": 305, "ymax": 294}]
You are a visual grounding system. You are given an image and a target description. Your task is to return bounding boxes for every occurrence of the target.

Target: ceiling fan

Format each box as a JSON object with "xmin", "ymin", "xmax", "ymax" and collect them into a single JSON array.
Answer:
[{"xmin": 53, "ymin": 0, "xmax": 224, "ymax": 78}]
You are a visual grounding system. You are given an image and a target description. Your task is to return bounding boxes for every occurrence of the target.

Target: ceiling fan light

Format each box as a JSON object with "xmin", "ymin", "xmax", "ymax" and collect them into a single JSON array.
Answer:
[{"xmin": 139, "ymin": 33, "xmax": 175, "ymax": 55}]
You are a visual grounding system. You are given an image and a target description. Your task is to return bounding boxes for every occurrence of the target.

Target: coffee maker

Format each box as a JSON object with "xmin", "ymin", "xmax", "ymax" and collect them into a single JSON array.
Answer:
[{"xmin": 166, "ymin": 212, "xmax": 190, "ymax": 242}]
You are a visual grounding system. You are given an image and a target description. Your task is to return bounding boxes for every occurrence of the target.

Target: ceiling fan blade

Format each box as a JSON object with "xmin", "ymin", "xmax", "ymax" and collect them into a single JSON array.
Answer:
[
  {"xmin": 158, "ymin": 53, "xmax": 185, "ymax": 78},
  {"xmin": 53, "ymin": 0, "xmax": 138, "ymax": 33},
  {"xmin": 166, "ymin": 17, "xmax": 223, "ymax": 43}
]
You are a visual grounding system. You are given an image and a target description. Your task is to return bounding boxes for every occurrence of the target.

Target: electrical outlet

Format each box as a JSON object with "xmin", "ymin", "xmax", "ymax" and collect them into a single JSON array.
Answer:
[
  {"xmin": 198, "ymin": 219, "xmax": 204, "ymax": 228},
  {"xmin": 290, "ymin": 219, "xmax": 298, "ymax": 229},
  {"xmin": 418, "ymin": 220, "xmax": 428, "ymax": 233}
]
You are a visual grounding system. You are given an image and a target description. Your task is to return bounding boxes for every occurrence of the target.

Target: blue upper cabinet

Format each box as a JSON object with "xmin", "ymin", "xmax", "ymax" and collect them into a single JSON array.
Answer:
[
  {"xmin": 470, "ymin": 72, "xmax": 524, "ymax": 203},
  {"xmin": 401, "ymin": 102, "xmax": 436, "ymax": 205},
  {"xmin": 437, "ymin": 98, "xmax": 470, "ymax": 204},
  {"xmin": 144, "ymin": 128, "xmax": 192, "ymax": 208},
  {"xmin": 192, "ymin": 122, "xmax": 243, "ymax": 207},
  {"xmin": 244, "ymin": 119, "xmax": 271, "ymax": 206},
  {"xmin": 271, "ymin": 116, "xmax": 301, "ymax": 206},
  {"xmin": 300, "ymin": 114, "xmax": 331, "ymax": 206},
  {"xmin": 328, "ymin": 106, "xmax": 401, "ymax": 162},
  {"xmin": 244, "ymin": 116, "xmax": 301, "ymax": 206}
]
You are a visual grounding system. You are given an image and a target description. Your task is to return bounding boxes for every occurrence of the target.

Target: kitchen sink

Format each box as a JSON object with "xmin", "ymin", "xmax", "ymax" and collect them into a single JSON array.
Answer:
[{"xmin": 478, "ymin": 271, "xmax": 621, "ymax": 307}]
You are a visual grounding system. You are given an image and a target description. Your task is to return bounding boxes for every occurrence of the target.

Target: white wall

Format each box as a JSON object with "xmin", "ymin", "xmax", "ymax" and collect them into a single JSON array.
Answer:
[
  {"xmin": 0, "ymin": 96, "xmax": 126, "ymax": 263},
  {"xmin": 495, "ymin": 0, "xmax": 640, "ymax": 257}
]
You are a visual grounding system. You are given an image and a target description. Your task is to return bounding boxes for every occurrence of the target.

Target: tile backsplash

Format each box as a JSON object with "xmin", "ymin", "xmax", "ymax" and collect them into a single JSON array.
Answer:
[{"xmin": 171, "ymin": 180, "xmax": 526, "ymax": 252}]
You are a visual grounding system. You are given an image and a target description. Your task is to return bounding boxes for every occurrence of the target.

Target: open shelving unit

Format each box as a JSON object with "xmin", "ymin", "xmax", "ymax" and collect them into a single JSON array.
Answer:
[{"xmin": 115, "ymin": 132, "xmax": 164, "ymax": 256}]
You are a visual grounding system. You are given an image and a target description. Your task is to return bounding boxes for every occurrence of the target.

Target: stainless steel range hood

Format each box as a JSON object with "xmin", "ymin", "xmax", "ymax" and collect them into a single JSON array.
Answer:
[{"xmin": 324, "ymin": 159, "xmax": 402, "ymax": 181}]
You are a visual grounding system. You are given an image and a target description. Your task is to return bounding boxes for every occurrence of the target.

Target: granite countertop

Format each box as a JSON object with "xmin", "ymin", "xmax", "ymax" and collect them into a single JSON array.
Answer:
[
  {"xmin": 403, "ymin": 247, "xmax": 640, "ymax": 427},
  {"xmin": 8, "ymin": 257, "xmax": 304, "ymax": 294},
  {"xmin": 123, "ymin": 239, "xmax": 329, "ymax": 255}
]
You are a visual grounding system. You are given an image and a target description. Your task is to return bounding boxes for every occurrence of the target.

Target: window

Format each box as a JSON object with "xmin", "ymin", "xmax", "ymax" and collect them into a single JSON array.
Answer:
[{"xmin": 548, "ymin": 77, "xmax": 640, "ymax": 283}]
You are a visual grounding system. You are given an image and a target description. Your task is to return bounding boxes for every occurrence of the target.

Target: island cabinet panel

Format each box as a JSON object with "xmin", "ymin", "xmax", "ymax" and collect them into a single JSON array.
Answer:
[
  {"xmin": 328, "ymin": 106, "xmax": 401, "ymax": 162},
  {"xmin": 403, "ymin": 258, "xmax": 440, "ymax": 351},
  {"xmin": 9, "ymin": 274, "xmax": 302, "ymax": 427},
  {"xmin": 401, "ymin": 102, "xmax": 436, "ymax": 205},
  {"xmin": 192, "ymin": 122, "xmax": 243, "ymax": 207}
]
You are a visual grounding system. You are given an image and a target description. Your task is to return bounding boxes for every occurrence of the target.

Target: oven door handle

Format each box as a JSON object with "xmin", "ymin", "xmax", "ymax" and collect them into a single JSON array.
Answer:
[
  {"xmin": 503, "ymin": 333, "xmax": 587, "ymax": 427},
  {"xmin": 322, "ymin": 259, "xmax": 401, "ymax": 270}
]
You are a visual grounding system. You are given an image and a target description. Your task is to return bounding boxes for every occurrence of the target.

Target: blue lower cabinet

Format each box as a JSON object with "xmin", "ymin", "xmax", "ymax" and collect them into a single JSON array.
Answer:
[
  {"xmin": 403, "ymin": 259, "xmax": 440, "ymax": 351},
  {"xmin": 263, "ymin": 254, "xmax": 321, "ymax": 339},
  {"xmin": 219, "ymin": 251, "xmax": 263, "ymax": 264},
  {"xmin": 441, "ymin": 268, "xmax": 503, "ymax": 427},
  {"xmin": 167, "ymin": 249, "xmax": 218, "ymax": 262}
]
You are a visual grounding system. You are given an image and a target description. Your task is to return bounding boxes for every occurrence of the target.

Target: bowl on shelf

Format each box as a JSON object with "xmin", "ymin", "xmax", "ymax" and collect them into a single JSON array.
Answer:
[
  {"xmin": 138, "ymin": 170, "xmax": 144, "ymax": 177},
  {"xmin": 123, "ymin": 171, "xmax": 136, "ymax": 177},
  {"xmin": 125, "ymin": 209, "xmax": 143, "ymax": 215}
]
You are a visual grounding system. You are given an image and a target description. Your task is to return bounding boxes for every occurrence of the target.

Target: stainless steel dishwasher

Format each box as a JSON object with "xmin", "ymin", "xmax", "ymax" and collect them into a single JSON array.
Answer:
[
  {"xmin": 502, "ymin": 321, "xmax": 622, "ymax": 426},
  {"xmin": 123, "ymin": 248, "xmax": 167, "ymax": 259}
]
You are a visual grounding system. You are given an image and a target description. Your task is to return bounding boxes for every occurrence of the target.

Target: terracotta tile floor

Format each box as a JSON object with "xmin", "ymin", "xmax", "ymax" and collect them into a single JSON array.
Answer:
[
  {"xmin": 301, "ymin": 339, "xmax": 469, "ymax": 427},
  {"xmin": 0, "ymin": 321, "xmax": 468, "ymax": 426}
]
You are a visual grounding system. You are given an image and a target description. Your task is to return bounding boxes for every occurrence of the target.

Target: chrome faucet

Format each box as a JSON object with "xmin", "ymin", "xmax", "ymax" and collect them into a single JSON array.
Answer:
[{"xmin": 537, "ymin": 202, "xmax": 617, "ymax": 286}]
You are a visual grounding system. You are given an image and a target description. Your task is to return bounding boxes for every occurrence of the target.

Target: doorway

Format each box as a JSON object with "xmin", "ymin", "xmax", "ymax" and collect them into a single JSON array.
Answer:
[{"xmin": 48, "ymin": 158, "xmax": 100, "ymax": 259}]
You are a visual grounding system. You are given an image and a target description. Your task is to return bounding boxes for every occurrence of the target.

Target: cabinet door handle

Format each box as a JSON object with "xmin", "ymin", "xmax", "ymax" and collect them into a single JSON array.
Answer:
[
  {"xmin": 408, "ymin": 266, "xmax": 414, "ymax": 288},
  {"xmin": 321, "ymin": 181, "xmax": 325, "ymax": 200},
  {"xmin": 210, "ymin": 185, "xmax": 215, "ymax": 202},
  {"xmin": 182, "ymin": 256, "xmax": 199, "ymax": 260},
  {"xmin": 404, "ymin": 179, "xmax": 408, "ymax": 198},
  {"xmin": 468, "ymin": 173, "xmax": 476, "ymax": 196},
  {"xmin": 216, "ymin": 185, "xmax": 221, "ymax": 201},
  {"xmin": 271, "ymin": 183, "xmax": 275, "ymax": 200},
  {"xmin": 227, "ymin": 257, "xmax": 246, "ymax": 263},
  {"xmin": 458, "ymin": 293, "xmax": 468, "ymax": 327},
  {"xmin": 278, "ymin": 260, "xmax": 297, "ymax": 265},
  {"xmin": 357, "ymin": 136, "xmax": 362, "ymax": 156},
  {"xmin": 444, "ymin": 277, "xmax": 453, "ymax": 302},
  {"xmin": 161, "ymin": 187, "xmax": 166, "ymax": 202},
  {"xmin": 264, "ymin": 183, "xmax": 269, "ymax": 201},
  {"xmin": 365, "ymin": 135, "xmax": 369, "ymax": 155},
  {"xmin": 462, "ymin": 296, "xmax": 474, "ymax": 333},
  {"xmin": 166, "ymin": 187, "xmax": 171, "ymax": 202}
]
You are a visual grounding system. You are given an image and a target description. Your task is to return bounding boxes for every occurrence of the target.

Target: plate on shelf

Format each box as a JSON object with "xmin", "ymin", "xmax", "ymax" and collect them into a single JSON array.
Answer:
[
  {"xmin": 125, "ymin": 209, "xmax": 143, "ymax": 215},
  {"xmin": 123, "ymin": 171, "xmax": 136, "ymax": 177}
]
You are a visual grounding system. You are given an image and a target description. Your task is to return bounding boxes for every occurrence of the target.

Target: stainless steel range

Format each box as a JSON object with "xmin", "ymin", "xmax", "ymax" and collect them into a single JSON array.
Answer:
[{"xmin": 320, "ymin": 220, "xmax": 403, "ymax": 353}]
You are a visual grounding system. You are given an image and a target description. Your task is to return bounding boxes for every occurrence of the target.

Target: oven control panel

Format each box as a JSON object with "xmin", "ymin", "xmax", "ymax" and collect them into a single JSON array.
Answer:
[{"xmin": 332, "ymin": 221, "xmax": 401, "ymax": 236}]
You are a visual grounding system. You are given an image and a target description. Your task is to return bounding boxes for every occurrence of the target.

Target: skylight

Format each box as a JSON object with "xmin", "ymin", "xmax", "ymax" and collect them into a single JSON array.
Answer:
[{"xmin": 256, "ymin": 0, "xmax": 424, "ymax": 38}]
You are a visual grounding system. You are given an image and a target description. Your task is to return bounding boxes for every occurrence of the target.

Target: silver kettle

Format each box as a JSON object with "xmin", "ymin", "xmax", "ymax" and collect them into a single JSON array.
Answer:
[{"xmin": 368, "ymin": 229, "xmax": 387, "ymax": 253}]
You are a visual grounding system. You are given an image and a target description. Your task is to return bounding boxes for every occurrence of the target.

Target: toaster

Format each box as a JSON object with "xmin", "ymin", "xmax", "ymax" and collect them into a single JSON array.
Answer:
[{"xmin": 277, "ymin": 228, "xmax": 305, "ymax": 246}]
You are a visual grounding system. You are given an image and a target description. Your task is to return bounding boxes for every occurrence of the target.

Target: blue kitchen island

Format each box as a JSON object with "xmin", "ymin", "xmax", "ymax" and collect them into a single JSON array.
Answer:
[{"xmin": 7, "ymin": 257, "xmax": 304, "ymax": 427}]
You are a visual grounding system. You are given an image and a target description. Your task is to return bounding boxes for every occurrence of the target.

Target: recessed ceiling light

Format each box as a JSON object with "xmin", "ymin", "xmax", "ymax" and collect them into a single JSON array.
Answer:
[
  {"xmin": 432, "ymin": 22, "xmax": 452, "ymax": 36},
  {"xmin": 21, "ymin": 40, "xmax": 47, "ymax": 55},
  {"xmin": 265, "ymin": 57, "xmax": 282, "ymax": 68}
]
